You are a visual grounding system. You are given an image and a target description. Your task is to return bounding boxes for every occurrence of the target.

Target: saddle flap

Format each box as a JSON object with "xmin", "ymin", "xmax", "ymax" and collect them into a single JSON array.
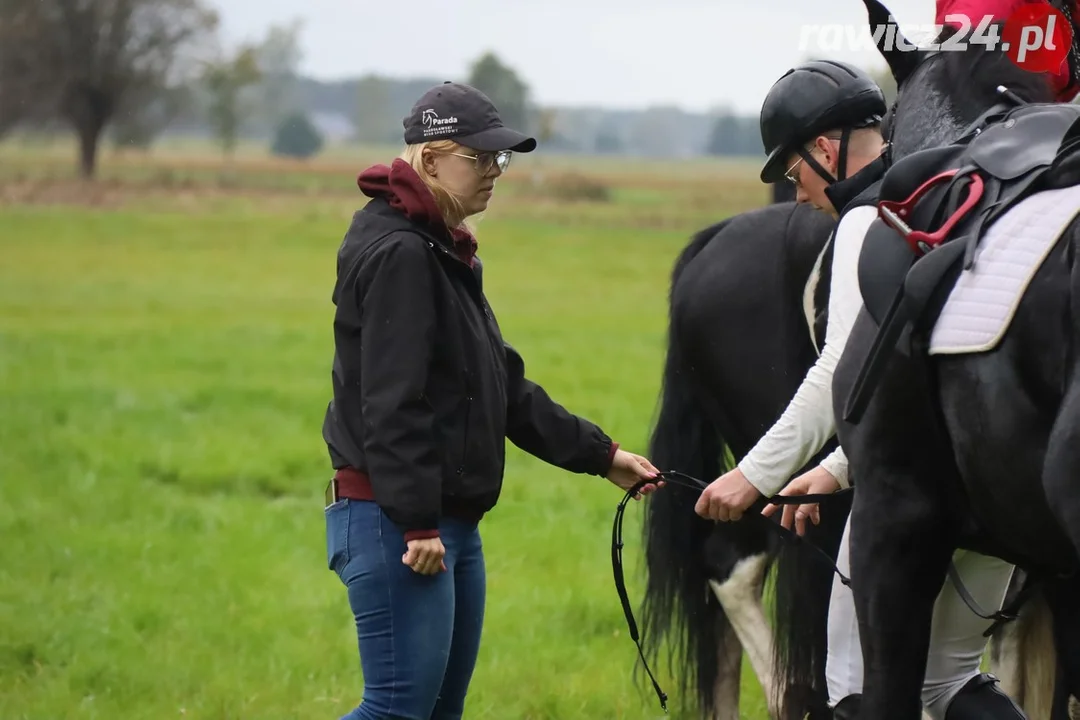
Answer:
[
  {"xmin": 879, "ymin": 145, "xmax": 965, "ymax": 204},
  {"xmin": 857, "ymin": 217, "xmax": 914, "ymax": 327},
  {"xmin": 967, "ymin": 103, "xmax": 1080, "ymax": 180},
  {"xmin": 1045, "ymin": 137, "xmax": 1080, "ymax": 191},
  {"xmin": 902, "ymin": 239, "xmax": 967, "ymax": 328}
]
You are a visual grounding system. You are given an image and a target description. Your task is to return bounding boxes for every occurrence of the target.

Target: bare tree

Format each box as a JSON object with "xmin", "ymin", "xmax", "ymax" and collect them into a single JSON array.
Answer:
[{"xmin": 0, "ymin": 0, "xmax": 218, "ymax": 178}]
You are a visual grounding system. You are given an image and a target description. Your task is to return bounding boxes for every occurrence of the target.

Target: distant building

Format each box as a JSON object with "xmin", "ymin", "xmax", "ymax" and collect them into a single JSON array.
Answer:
[{"xmin": 309, "ymin": 111, "xmax": 355, "ymax": 142}]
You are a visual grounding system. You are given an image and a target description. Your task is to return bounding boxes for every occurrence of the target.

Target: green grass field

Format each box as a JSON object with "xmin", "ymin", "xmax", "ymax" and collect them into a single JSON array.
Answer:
[{"xmin": 0, "ymin": 141, "xmax": 773, "ymax": 719}]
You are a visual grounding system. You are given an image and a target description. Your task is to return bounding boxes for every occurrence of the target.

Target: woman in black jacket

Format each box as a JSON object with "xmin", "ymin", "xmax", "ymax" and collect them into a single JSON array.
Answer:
[{"xmin": 321, "ymin": 81, "xmax": 661, "ymax": 720}]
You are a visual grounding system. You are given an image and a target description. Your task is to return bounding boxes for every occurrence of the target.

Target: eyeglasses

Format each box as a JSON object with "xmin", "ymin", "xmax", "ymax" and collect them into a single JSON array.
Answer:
[
  {"xmin": 784, "ymin": 156, "xmax": 805, "ymax": 186},
  {"xmin": 783, "ymin": 135, "xmax": 842, "ymax": 186},
  {"xmin": 446, "ymin": 150, "xmax": 512, "ymax": 175}
]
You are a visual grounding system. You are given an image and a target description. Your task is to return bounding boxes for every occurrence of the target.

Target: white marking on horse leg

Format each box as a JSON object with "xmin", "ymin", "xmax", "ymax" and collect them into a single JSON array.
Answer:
[
  {"xmin": 802, "ymin": 237, "xmax": 831, "ymax": 354},
  {"xmin": 709, "ymin": 620, "xmax": 742, "ymax": 720},
  {"xmin": 709, "ymin": 553, "xmax": 781, "ymax": 718}
]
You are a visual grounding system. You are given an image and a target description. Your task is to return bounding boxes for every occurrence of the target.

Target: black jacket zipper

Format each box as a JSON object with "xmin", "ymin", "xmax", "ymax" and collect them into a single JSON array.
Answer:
[{"xmin": 458, "ymin": 393, "xmax": 472, "ymax": 476}]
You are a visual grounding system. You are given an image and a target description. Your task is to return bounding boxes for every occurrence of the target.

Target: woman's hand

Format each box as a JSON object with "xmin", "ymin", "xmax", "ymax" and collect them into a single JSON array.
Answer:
[
  {"xmin": 402, "ymin": 537, "xmax": 447, "ymax": 575},
  {"xmin": 761, "ymin": 465, "xmax": 841, "ymax": 536},
  {"xmin": 606, "ymin": 449, "xmax": 663, "ymax": 499}
]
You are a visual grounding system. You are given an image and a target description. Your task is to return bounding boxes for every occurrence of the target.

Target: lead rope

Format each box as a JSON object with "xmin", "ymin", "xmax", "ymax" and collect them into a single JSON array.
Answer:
[
  {"xmin": 611, "ymin": 470, "xmax": 854, "ymax": 713},
  {"xmin": 611, "ymin": 479, "xmax": 668, "ymax": 711},
  {"xmin": 612, "ymin": 470, "xmax": 1041, "ymax": 712}
]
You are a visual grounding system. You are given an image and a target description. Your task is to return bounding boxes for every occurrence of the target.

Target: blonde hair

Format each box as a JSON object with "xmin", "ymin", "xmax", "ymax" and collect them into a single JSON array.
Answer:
[{"xmin": 399, "ymin": 140, "xmax": 476, "ymax": 235}]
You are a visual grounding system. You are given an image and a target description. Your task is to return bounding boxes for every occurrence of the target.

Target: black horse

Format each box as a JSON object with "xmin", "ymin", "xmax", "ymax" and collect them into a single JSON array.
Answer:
[
  {"xmin": 831, "ymin": 1, "xmax": 1080, "ymax": 719},
  {"xmin": 637, "ymin": 14, "xmax": 1069, "ymax": 720},
  {"xmin": 638, "ymin": 202, "xmax": 1063, "ymax": 720}
]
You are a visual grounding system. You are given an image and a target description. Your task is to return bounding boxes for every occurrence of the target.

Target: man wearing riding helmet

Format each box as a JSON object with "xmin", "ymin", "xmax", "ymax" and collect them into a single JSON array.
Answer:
[
  {"xmin": 936, "ymin": 0, "xmax": 1080, "ymax": 101},
  {"xmin": 694, "ymin": 60, "xmax": 1028, "ymax": 719}
]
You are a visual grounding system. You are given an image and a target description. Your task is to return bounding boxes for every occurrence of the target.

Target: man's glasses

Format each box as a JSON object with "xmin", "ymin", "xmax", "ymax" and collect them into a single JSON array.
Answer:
[
  {"xmin": 447, "ymin": 150, "xmax": 512, "ymax": 175},
  {"xmin": 784, "ymin": 156, "xmax": 805, "ymax": 186},
  {"xmin": 783, "ymin": 135, "xmax": 842, "ymax": 186}
]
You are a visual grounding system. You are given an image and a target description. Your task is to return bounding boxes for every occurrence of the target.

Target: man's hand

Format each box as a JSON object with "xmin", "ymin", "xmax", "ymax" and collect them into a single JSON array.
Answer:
[
  {"xmin": 761, "ymin": 465, "xmax": 841, "ymax": 536},
  {"xmin": 606, "ymin": 449, "xmax": 662, "ymax": 499},
  {"xmin": 694, "ymin": 467, "xmax": 761, "ymax": 521}
]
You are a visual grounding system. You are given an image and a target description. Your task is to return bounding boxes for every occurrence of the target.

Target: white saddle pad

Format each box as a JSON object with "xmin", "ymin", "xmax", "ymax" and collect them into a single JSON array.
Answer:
[{"xmin": 927, "ymin": 183, "xmax": 1080, "ymax": 355}]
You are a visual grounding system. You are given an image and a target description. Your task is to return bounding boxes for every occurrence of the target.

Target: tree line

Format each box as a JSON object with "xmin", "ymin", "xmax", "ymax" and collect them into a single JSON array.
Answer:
[
  {"xmin": 0, "ymin": 1, "xmax": 898, "ymax": 178},
  {"xmin": 0, "ymin": 1, "xmax": 324, "ymax": 178}
]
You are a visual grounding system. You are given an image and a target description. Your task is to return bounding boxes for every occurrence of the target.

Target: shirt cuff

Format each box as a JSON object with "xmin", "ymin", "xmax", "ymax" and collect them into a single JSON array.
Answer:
[
  {"xmin": 738, "ymin": 456, "xmax": 786, "ymax": 498},
  {"xmin": 820, "ymin": 447, "xmax": 850, "ymax": 489},
  {"xmin": 404, "ymin": 529, "xmax": 441, "ymax": 542}
]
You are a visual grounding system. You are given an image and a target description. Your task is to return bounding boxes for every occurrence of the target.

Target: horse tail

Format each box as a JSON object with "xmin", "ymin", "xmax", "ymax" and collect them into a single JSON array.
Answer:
[
  {"xmin": 640, "ymin": 219, "xmax": 732, "ymax": 715},
  {"xmin": 770, "ymin": 461, "xmax": 852, "ymax": 718},
  {"xmin": 989, "ymin": 580, "xmax": 1059, "ymax": 720}
]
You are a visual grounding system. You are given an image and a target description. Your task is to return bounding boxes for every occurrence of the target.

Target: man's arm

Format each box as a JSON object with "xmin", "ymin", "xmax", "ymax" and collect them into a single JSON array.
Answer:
[
  {"xmin": 356, "ymin": 234, "xmax": 443, "ymax": 536},
  {"xmin": 736, "ymin": 205, "xmax": 877, "ymax": 496},
  {"xmin": 502, "ymin": 341, "xmax": 616, "ymax": 477},
  {"xmin": 819, "ymin": 445, "xmax": 851, "ymax": 489}
]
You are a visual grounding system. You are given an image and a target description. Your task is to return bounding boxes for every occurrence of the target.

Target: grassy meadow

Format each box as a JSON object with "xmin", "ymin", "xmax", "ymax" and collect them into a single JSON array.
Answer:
[{"xmin": 0, "ymin": 138, "xmax": 773, "ymax": 719}]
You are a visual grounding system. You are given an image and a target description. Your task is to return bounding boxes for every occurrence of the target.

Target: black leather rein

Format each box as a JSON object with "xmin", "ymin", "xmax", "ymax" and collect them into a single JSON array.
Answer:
[{"xmin": 611, "ymin": 470, "xmax": 852, "ymax": 712}]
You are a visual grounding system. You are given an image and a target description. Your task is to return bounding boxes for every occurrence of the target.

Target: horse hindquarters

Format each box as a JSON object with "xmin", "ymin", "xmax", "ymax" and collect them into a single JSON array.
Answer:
[
  {"xmin": 932, "ymin": 222, "xmax": 1080, "ymax": 716},
  {"xmin": 834, "ymin": 310, "xmax": 959, "ymax": 720},
  {"xmin": 1042, "ymin": 368, "xmax": 1080, "ymax": 708},
  {"xmin": 1043, "ymin": 247, "xmax": 1080, "ymax": 703}
]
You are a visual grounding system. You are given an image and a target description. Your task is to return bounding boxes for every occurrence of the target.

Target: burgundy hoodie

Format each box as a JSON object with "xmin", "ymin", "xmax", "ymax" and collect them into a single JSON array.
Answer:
[{"xmin": 356, "ymin": 158, "xmax": 478, "ymax": 266}]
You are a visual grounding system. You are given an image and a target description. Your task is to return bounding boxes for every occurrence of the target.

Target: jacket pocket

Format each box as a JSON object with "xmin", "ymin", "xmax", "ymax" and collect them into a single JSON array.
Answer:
[{"xmin": 325, "ymin": 498, "xmax": 351, "ymax": 574}]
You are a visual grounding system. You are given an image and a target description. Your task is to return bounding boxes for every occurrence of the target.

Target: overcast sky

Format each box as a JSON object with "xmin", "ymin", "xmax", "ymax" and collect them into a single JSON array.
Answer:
[{"xmin": 214, "ymin": 0, "xmax": 935, "ymax": 115}]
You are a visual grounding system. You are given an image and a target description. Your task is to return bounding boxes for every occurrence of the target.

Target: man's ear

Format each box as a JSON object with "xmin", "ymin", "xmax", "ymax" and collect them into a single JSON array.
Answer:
[{"xmin": 817, "ymin": 135, "xmax": 841, "ymax": 174}]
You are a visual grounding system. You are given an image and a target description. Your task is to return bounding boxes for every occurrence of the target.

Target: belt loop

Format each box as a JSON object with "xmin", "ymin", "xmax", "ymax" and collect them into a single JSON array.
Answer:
[{"xmin": 324, "ymin": 478, "xmax": 338, "ymax": 509}]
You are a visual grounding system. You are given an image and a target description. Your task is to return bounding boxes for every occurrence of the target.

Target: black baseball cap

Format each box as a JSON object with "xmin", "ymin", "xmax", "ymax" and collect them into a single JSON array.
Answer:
[{"xmin": 403, "ymin": 81, "xmax": 537, "ymax": 153}]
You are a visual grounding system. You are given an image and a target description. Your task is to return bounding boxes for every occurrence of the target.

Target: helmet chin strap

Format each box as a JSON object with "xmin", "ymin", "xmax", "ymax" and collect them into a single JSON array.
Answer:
[{"xmin": 796, "ymin": 127, "xmax": 853, "ymax": 185}]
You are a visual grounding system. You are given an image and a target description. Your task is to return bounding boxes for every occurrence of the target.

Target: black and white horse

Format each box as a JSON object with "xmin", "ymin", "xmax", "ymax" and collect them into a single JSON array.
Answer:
[
  {"xmin": 640, "ymin": 199, "xmax": 844, "ymax": 719},
  {"xmin": 832, "ymin": 1, "xmax": 1080, "ymax": 719}
]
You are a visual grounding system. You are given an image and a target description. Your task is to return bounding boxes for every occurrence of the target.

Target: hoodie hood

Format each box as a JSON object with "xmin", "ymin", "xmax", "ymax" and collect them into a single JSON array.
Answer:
[{"xmin": 357, "ymin": 158, "xmax": 478, "ymax": 266}]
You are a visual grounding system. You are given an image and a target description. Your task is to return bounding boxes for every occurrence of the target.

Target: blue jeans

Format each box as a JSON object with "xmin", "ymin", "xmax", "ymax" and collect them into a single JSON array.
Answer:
[{"xmin": 325, "ymin": 498, "xmax": 486, "ymax": 720}]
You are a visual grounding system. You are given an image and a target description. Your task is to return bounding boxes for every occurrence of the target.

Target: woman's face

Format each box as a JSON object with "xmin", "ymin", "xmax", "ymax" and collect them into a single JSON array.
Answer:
[{"xmin": 426, "ymin": 145, "xmax": 511, "ymax": 218}]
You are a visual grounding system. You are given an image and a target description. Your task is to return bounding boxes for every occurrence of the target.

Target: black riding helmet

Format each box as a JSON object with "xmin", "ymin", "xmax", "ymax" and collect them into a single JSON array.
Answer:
[{"xmin": 759, "ymin": 59, "xmax": 887, "ymax": 185}]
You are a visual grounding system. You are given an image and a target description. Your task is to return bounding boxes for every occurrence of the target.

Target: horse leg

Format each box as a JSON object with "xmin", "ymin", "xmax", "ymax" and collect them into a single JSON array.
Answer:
[
  {"xmin": 1041, "ymin": 373, "xmax": 1080, "ymax": 715},
  {"xmin": 824, "ymin": 512, "xmax": 936, "ymax": 720},
  {"xmin": 708, "ymin": 611, "xmax": 743, "ymax": 720},
  {"xmin": 1042, "ymin": 573, "xmax": 1080, "ymax": 720},
  {"xmin": 845, "ymin": 478, "xmax": 954, "ymax": 720},
  {"xmin": 708, "ymin": 552, "xmax": 781, "ymax": 718},
  {"xmin": 833, "ymin": 310, "xmax": 962, "ymax": 720}
]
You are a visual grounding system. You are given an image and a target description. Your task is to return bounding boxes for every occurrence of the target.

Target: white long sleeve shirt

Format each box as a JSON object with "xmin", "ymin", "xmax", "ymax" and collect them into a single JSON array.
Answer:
[{"xmin": 737, "ymin": 204, "xmax": 878, "ymax": 497}]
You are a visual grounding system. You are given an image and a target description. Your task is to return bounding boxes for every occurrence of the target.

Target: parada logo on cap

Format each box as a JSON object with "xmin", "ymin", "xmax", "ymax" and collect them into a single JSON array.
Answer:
[{"xmin": 422, "ymin": 108, "xmax": 459, "ymax": 136}]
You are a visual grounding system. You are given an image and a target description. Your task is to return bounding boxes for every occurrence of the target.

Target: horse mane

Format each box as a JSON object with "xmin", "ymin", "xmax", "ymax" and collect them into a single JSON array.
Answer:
[{"xmin": 929, "ymin": 22, "xmax": 1056, "ymax": 109}]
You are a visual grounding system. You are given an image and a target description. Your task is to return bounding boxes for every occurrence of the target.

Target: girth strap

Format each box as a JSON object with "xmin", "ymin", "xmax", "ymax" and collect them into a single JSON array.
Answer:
[{"xmin": 945, "ymin": 562, "xmax": 1037, "ymax": 635}]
